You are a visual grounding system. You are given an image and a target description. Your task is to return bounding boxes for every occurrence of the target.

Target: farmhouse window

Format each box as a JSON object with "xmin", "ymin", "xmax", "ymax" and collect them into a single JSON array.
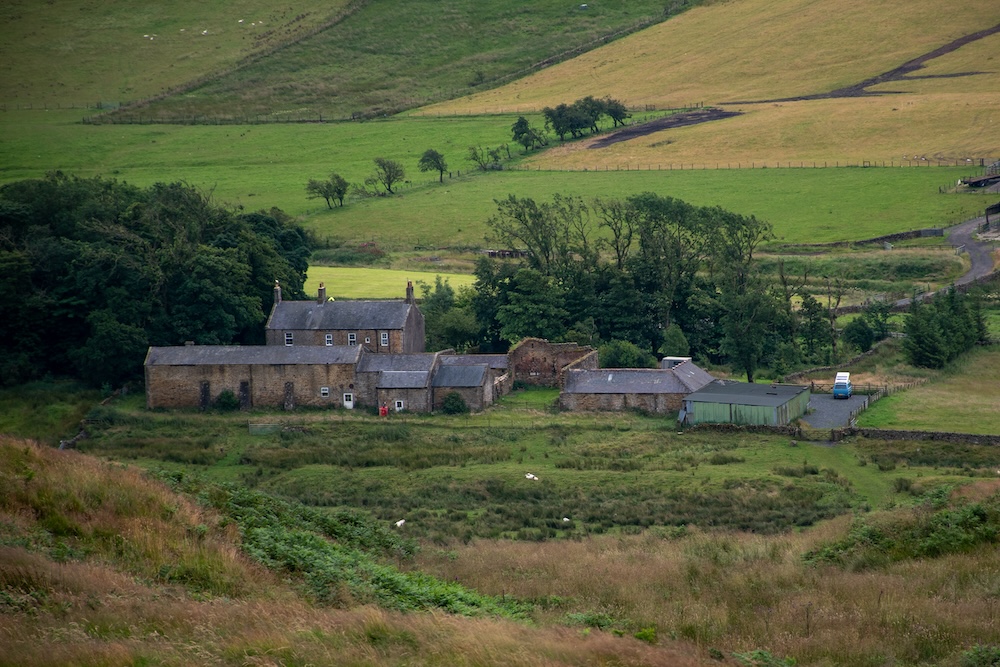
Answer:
[
  {"xmin": 325, "ymin": 334, "xmax": 333, "ymax": 346},
  {"xmin": 348, "ymin": 333, "xmax": 357, "ymax": 346},
  {"xmin": 320, "ymin": 387, "xmax": 330, "ymax": 398},
  {"xmin": 380, "ymin": 332, "xmax": 389, "ymax": 347},
  {"xmin": 284, "ymin": 332, "xmax": 293, "ymax": 346},
  {"xmin": 394, "ymin": 400, "xmax": 404, "ymax": 412}
]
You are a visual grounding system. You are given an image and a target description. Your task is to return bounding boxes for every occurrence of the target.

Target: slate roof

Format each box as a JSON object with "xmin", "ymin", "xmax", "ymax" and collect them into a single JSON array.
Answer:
[
  {"xmin": 432, "ymin": 364, "xmax": 487, "ymax": 388},
  {"xmin": 358, "ymin": 353, "xmax": 437, "ymax": 373},
  {"xmin": 670, "ymin": 360, "xmax": 716, "ymax": 392},
  {"xmin": 267, "ymin": 300, "xmax": 416, "ymax": 331},
  {"xmin": 377, "ymin": 371, "xmax": 430, "ymax": 389},
  {"xmin": 145, "ymin": 345, "xmax": 362, "ymax": 366},
  {"xmin": 439, "ymin": 354, "xmax": 508, "ymax": 370},
  {"xmin": 562, "ymin": 369, "xmax": 695, "ymax": 395},
  {"xmin": 684, "ymin": 380, "xmax": 809, "ymax": 407}
]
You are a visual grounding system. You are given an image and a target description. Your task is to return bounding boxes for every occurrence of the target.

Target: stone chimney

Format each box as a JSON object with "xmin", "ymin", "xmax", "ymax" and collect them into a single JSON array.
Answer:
[
  {"xmin": 317, "ymin": 282, "xmax": 327, "ymax": 304},
  {"xmin": 273, "ymin": 280, "xmax": 282, "ymax": 305},
  {"xmin": 405, "ymin": 280, "xmax": 415, "ymax": 304}
]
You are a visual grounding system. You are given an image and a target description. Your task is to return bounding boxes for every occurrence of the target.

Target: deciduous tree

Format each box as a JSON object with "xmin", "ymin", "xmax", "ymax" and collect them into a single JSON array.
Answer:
[{"xmin": 418, "ymin": 149, "xmax": 448, "ymax": 183}]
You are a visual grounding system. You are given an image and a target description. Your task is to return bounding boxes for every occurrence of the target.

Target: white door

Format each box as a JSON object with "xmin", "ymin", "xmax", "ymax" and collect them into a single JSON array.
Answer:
[{"xmin": 343, "ymin": 393, "xmax": 354, "ymax": 409}]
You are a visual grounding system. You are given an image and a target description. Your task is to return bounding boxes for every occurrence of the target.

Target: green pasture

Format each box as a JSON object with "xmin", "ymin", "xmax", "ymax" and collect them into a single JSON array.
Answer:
[
  {"xmin": 71, "ymin": 387, "xmax": 993, "ymax": 542},
  {"xmin": 305, "ymin": 267, "xmax": 476, "ymax": 299},
  {"xmin": 857, "ymin": 346, "xmax": 1000, "ymax": 434},
  {"xmin": 0, "ymin": 109, "xmax": 988, "ymax": 250},
  {"xmin": 106, "ymin": 0, "xmax": 679, "ymax": 121}
]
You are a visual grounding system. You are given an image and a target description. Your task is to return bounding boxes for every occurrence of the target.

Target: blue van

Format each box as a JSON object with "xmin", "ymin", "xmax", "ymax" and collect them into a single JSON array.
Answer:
[{"xmin": 832, "ymin": 372, "xmax": 853, "ymax": 399}]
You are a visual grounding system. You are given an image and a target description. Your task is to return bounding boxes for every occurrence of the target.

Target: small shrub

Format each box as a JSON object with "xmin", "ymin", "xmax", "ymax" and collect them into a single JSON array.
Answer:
[
  {"xmin": 441, "ymin": 392, "xmax": 469, "ymax": 415},
  {"xmin": 961, "ymin": 644, "xmax": 1000, "ymax": 667},
  {"xmin": 634, "ymin": 626, "xmax": 657, "ymax": 644},
  {"xmin": 213, "ymin": 389, "xmax": 240, "ymax": 412}
]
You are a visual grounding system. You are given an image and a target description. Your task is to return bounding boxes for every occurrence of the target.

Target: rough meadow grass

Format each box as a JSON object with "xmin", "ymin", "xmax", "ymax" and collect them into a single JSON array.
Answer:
[{"xmin": 857, "ymin": 346, "xmax": 1000, "ymax": 434}]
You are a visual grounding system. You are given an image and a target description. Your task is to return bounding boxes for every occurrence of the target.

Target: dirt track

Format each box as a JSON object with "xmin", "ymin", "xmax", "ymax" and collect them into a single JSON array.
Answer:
[{"xmin": 588, "ymin": 108, "xmax": 742, "ymax": 149}]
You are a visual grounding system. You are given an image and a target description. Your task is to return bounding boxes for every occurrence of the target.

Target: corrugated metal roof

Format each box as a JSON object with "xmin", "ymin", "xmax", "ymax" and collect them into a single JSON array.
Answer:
[
  {"xmin": 378, "ymin": 371, "xmax": 430, "ymax": 389},
  {"xmin": 358, "ymin": 353, "xmax": 437, "ymax": 373},
  {"xmin": 685, "ymin": 380, "xmax": 809, "ymax": 407},
  {"xmin": 439, "ymin": 354, "xmax": 508, "ymax": 370},
  {"xmin": 145, "ymin": 345, "xmax": 361, "ymax": 366},
  {"xmin": 267, "ymin": 300, "xmax": 416, "ymax": 331},
  {"xmin": 432, "ymin": 364, "xmax": 487, "ymax": 388},
  {"xmin": 563, "ymin": 369, "xmax": 690, "ymax": 394}
]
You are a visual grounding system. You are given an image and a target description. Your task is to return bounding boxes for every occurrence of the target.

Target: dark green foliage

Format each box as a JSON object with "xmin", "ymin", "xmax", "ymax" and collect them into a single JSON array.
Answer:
[
  {"xmin": 0, "ymin": 173, "xmax": 309, "ymax": 388},
  {"xmin": 961, "ymin": 645, "xmax": 1000, "ymax": 667},
  {"xmin": 441, "ymin": 392, "xmax": 469, "ymax": 415},
  {"xmin": 213, "ymin": 389, "xmax": 240, "ymax": 412},
  {"xmin": 511, "ymin": 116, "xmax": 547, "ymax": 151},
  {"xmin": 306, "ymin": 173, "xmax": 349, "ymax": 208},
  {"xmin": 199, "ymin": 484, "xmax": 528, "ymax": 617},
  {"xmin": 842, "ymin": 316, "xmax": 875, "ymax": 353},
  {"xmin": 659, "ymin": 324, "xmax": 690, "ymax": 357},
  {"xmin": 804, "ymin": 491, "xmax": 1000, "ymax": 569},
  {"xmin": 904, "ymin": 287, "xmax": 985, "ymax": 368},
  {"xmin": 598, "ymin": 339, "xmax": 657, "ymax": 369},
  {"xmin": 417, "ymin": 149, "xmax": 448, "ymax": 183}
]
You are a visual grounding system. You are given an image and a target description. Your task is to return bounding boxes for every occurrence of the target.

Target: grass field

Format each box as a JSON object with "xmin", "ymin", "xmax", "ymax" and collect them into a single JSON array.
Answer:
[
  {"xmin": 2, "ymin": 110, "xmax": 987, "ymax": 250},
  {"xmin": 424, "ymin": 0, "xmax": 1000, "ymax": 110},
  {"xmin": 857, "ymin": 346, "xmax": 1000, "ymax": 434},
  {"xmin": 305, "ymin": 267, "xmax": 476, "ymax": 299},
  {"xmin": 0, "ymin": 0, "xmax": 347, "ymax": 105}
]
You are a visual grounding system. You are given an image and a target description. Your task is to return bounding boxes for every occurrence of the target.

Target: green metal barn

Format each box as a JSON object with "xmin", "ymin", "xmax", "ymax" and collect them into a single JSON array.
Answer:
[{"xmin": 681, "ymin": 381, "xmax": 810, "ymax": 426}]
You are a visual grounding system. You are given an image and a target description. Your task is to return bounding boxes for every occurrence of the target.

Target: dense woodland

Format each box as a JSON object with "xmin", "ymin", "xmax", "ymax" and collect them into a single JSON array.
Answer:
[
  {"xmin": 424, "ymin": 193, "xmax": 991, "ymax": 379},
  {"xmin": 0, "ymin": 173, "xmax": 310, "ymax": 388}
]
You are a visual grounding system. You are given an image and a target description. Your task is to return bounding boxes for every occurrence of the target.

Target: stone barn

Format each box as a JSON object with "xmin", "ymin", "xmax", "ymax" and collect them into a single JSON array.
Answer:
[
  {"xmin": 432, "ymin": 364, "xmax": 492, "ymax": 412},
  {"xmin": 439, "ymin": 353, "xmax": 512, "ymax": 397},
  {"xmin": 355, "ymin": 353, "xmax": 439, "ymax": 410},
  {"xmin": 558, "ymin": 359, "xmax": 715, "ymax": 414},
  {"xmin": 144, "ymin": 345, "xmax": 362, "ymax": 410}
]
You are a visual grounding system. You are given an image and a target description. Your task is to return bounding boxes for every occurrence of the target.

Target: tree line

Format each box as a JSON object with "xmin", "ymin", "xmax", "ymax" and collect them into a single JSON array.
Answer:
[
  {"xmin": 0, "ymin": 173, "xmax": 310, "ymax": 389},
  {"xmin": 421, "ymin": 192, "xmax": 992, "ymax": 380}
]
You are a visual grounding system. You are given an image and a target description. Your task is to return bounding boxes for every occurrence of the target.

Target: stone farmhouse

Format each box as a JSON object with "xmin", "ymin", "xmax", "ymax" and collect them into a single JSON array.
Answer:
[
  {"xmin": 265, "ymin": 281, "xmax": 425, "ymax": 353},
  {"xmin": 146, "ymin": 282, "xmax": 520, "ymax": 413},
  {"xmin": 558, "ymin": 356, "xmax": 715, "ymax": 414}
]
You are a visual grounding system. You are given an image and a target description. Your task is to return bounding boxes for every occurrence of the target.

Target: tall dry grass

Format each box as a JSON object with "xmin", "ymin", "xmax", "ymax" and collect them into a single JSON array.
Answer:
[{"xmin": 411, "ymin": 498, "xmax": 1000, "ymax": 664}]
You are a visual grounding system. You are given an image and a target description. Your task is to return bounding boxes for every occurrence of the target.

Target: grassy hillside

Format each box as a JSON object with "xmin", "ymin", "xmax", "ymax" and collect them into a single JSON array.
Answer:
[
  {"xmin": 5, "ymin": 389, "xmax": 999, "ymax": 665},
  {"xmin": 423, "ymin": 0, "xmax": 1000, "ymax": 166},
  {"xmin": 0, "ymin": 0, "xmax": 349, "ymax": 104},
  {"xmin": 102, "ymin": 0, "xmax": 688, "ymax": 121},
  {"xmin": 1, "ymin": 435, "xmax": 711, "ymax": 666}
]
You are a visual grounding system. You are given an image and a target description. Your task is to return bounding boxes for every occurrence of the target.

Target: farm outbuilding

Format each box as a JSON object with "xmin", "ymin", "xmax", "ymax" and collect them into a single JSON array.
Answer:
[{"xmin": 681, "ymin": 381, "xmax": 810, "ymax": 426}]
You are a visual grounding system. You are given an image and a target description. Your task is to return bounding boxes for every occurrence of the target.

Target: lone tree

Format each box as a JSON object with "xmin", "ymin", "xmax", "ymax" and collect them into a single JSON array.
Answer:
[
  {"xmin": 367, "ymin": 157, "xmax": 405, "ymax": 194},
  {"xmin": 306, "ymin": 173, "xmax": 349, "ymax": 208},
  {"xmin": 511, "ymin": 116, "xmax": 546, "ymax": 152},
  {"xmin": 418, "ymin": 149, "xmax": 448, "ymax": 183}
]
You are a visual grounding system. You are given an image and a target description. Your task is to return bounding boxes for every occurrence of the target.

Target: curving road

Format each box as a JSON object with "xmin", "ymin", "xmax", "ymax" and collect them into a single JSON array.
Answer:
[{"xmin": 893, "ymin": 211, "xmax": 997, "ymax": 308}]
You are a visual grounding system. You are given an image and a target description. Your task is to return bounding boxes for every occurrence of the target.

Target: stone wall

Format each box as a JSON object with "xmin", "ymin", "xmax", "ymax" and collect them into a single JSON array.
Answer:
[
  {"xmin": 145, "ymin": 363, "xmax": 356, "ymax": 410},
  {"xmin": 376, "ymin": 387, "xmax": 432, "ymax": 413},
  {"xmin": 509, "ymin": 338, "xmax": 597, "ymax": 387},
  {"xmin": 832, "ymin": 427, "xmax": 1000, "ymax": 446},
  {"xmin": 559, "ymin": 392, "xmax": 683, "ymax": 414}
]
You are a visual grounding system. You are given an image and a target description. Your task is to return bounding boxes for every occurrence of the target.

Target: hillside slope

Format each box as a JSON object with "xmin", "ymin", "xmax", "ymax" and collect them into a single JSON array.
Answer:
[
  {"xmin": 0, "ymin": 437, "xmax": 706, "ymax": 666},
  {"xmin": 423, "ymin": 0, "xmax": 1000, "ymax": 164},
  {"xmin": 0, "ymin": 0, "xmax": 351, "ymax": 104},
  {"xmin": 105, "ymin": 0, "xmax": 686, "ymax": 120}
]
